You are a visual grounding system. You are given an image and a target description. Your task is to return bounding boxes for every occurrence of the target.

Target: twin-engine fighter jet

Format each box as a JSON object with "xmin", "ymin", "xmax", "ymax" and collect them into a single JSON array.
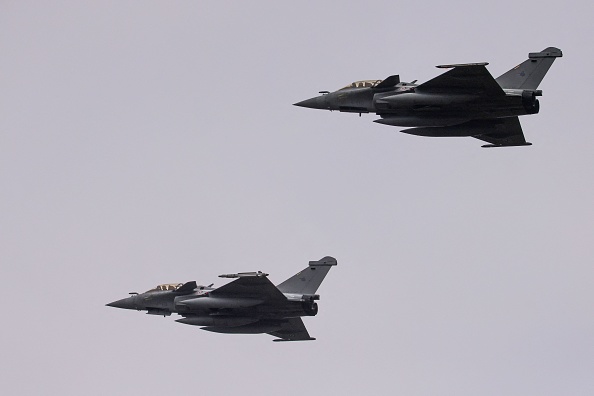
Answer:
[
  {"xmin": 107, "ymin": 256, "xmax": 337, "ymax": 341},
  {"xmin": 295, "ymin": 47, "xmax": 562, "ymax": 147}
]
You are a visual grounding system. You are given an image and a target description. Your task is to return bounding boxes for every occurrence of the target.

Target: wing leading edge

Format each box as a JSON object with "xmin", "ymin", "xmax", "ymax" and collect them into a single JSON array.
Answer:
[
  {"xmin": 210, "ymin": 274, "xmax": 287, "ymax": 301},
  {"xmin": 417, "ymin": 64, "xmax": 505, "ymax": 97}
]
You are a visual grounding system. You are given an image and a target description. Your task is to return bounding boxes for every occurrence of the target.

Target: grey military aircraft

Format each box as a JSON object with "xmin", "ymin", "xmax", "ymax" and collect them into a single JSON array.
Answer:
[
  {"xmin": 294, "ymin": 47, "xmax": 562, "ymax": 147},
  {"xmin": 106, "ymin": 256, "xmax": 337, "ymax": 341}
]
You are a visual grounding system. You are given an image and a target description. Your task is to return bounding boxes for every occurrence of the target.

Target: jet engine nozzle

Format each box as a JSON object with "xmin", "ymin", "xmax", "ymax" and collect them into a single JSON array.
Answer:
[
  {"xmin": 522, "ymin": 90, "xmax": 540, "ymax": 114},
  {"xmin": 302, "ymin": 302, "xmax": 318, "ymax": 316}
]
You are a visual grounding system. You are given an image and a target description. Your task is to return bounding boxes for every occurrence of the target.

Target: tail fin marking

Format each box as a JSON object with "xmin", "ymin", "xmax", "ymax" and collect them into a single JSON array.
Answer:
[
  {"xmin": 496, "ymin": 47, "xmax": 562, "ymax": 90},
  {"xmin": 276, "ymin": 256, "xmax": 337, "ymax": 295}
]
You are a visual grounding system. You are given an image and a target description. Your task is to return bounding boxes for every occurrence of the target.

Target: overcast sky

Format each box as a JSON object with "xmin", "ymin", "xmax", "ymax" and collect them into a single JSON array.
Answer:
[{"xmin": 1, "ymin": 1, "xmax": 593, "ymax": 395}]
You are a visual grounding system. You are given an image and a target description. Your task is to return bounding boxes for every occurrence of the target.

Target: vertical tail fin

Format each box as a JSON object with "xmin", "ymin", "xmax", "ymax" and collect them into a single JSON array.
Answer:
[
  {"xmin": 496, "ymin": 47, "xmax": 562, "ymax": 90},
  {"xmin": 276, "ymin": 256, "xmax": 337, "ymax": 295}
]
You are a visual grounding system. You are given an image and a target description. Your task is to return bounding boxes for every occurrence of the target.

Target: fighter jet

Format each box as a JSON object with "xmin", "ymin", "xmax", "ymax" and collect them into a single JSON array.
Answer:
[
  {"xmin": 294, "ymin": 47, "xmax": 562, "ymax": 147},
  {"xmin": 106, "ymin": 256, "xmax": 337, "ymax": 341}
]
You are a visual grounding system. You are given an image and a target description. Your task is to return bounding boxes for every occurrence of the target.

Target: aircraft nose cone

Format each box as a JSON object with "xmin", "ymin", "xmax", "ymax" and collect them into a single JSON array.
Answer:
[
  {"xmin": 106, "ymin": 296, "xmax": 137, "ymax": 310},
  {"xmin": 293, "ymin": 95, "xmax": 328, "ymax": 110}
]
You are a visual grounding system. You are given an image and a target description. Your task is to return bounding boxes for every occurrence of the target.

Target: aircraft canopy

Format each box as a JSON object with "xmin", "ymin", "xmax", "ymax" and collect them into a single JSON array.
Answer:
[
  {"xmin": 340, "ymin": 80, "xmax": 383, "ymax": 90},
  {"xmin": 146, "ymin": 283, "xmax": 183, "ymax": 292}
]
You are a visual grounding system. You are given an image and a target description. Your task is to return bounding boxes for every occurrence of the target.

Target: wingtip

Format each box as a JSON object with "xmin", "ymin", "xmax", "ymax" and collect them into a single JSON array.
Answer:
[{"xmin": 481, "ymin": 142, "xmax": 532, "ymax": 148}]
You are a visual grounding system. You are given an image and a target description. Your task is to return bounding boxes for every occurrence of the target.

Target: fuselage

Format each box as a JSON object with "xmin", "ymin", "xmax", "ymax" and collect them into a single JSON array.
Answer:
[
  {"xmin": 107, "ymin": 257, "xmax": 337, "ymax": 340},
  {"xmin": 296, "ymin": 83, "xmax": 540, "ymax": 131},
  {"xmin": 107, "ymin": 284, "xmax": 318, "ymax": 322},
  {"xmin": 294, "ymin": 48, "xmax": 561, "ymax": 147}
]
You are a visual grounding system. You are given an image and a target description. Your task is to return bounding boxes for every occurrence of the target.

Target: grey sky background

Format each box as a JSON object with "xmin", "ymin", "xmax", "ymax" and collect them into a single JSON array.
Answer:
[{"xmin": 1, "ymin": 1, "xmax": 592, "ymax": 395}]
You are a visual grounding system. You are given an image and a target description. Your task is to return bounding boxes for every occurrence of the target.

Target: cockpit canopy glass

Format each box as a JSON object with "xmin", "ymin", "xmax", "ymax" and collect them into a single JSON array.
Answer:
[
  {"xmin": 340, "ymin": 80, "xmax": 383, "ymax": 90},
  {"xmin": 146, "ymin": 283, "xmax": 183, "ymax": 292}
]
